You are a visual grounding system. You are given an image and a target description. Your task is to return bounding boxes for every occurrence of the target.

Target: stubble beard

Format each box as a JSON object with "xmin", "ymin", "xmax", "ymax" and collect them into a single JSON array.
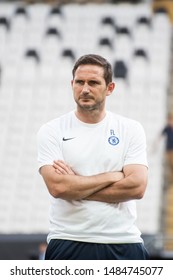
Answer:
[{"xmin": 76, "ymin": 99, "xmax": 104, "ymax": 112}]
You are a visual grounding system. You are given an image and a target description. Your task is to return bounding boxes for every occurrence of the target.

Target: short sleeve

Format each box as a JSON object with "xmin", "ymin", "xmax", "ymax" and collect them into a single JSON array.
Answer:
[
  {"xmin": 124, "ymin": 121, "xmax": 148, "ymax": 167},
  {"xmin": 37, "ymin": 123, "xmax": 63, "ymax": 171}
]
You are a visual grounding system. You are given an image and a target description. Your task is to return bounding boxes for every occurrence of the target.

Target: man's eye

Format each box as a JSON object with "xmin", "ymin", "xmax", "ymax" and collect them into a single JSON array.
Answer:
[
  {"xmin": 76, "ymin": 80, "xmax": 83, "ymax": 85},
  {"xmin": 89, "ymin": 81, "xmax": 98, "ymax": 85}
]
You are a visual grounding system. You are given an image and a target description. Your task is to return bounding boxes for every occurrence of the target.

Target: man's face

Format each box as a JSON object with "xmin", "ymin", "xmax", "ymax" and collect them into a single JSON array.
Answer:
[{"xmin": 71, "ymin": 64, "xmax": 114, "ymax": 112}]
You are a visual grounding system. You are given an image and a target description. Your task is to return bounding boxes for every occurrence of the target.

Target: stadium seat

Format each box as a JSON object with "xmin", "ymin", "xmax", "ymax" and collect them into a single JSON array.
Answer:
[{"xmin": 113, "ymin": 60, "xmax": 128, "ymax": 79}]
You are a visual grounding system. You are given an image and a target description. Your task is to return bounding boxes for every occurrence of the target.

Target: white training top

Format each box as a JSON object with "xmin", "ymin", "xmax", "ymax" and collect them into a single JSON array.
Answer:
[{"xmin": 37, "ymin": 110, "xmax": 148, "ymax": 244}]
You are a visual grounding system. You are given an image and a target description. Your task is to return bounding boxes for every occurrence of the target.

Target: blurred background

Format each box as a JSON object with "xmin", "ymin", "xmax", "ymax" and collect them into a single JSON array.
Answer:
[{"xmin": 0, "ymin": 0, "xmax": 173, "ymax": 260}]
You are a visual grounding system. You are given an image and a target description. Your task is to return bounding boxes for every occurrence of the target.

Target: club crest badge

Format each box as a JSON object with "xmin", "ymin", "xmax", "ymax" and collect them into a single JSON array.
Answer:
[{"xmin": 108, "ymin": 129, "xmax": 119, "ymax": 146}]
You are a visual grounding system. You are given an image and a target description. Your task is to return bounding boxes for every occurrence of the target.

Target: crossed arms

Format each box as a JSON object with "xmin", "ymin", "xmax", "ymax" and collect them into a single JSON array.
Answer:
[{"xmin": 40, "ymin": 160, "xmax": 148, "ymax": 203}]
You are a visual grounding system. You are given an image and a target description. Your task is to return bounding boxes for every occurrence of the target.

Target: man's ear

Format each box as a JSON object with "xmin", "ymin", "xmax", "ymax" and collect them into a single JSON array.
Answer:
[{"xmin": 106, "ymin": 82, "xmax": 115, "ymax": 96}]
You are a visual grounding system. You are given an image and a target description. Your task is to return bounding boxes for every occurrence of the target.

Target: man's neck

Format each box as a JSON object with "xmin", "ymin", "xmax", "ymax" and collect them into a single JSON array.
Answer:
[{"xmin": 75, "ymin": 108, "xmax": 106, "ymax": 124}]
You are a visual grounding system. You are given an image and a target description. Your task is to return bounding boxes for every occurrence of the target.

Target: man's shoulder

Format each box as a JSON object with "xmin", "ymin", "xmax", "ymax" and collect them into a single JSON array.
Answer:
[
  {"xmin": 108, "ymin": 111, "xmax": 141, "ymax": 127},
  {"xmin": 37, "ymin": 111, "xmax": 74, "ymax": 134}
]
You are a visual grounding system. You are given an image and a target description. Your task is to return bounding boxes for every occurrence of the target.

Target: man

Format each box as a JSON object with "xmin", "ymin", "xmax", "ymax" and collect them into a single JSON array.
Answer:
[
  {"xmin": 161, "ymin": 113, "xmax": 173, "ymax": 183},
  {"xmin": 37, "ymin": 54, "xmax": 149, "ymax": 260}
]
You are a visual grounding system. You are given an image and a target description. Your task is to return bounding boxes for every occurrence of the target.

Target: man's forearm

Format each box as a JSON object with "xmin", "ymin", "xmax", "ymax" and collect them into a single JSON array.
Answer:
[
  {"xmin": 41, "ymin": 163, "xmax": 124, "ymax": 200},
  {"xmin": 51, "ymin": 161, "xmax": 147, "ymax": 203},
  {"xmin": 85, "ymin": 165, "xmax": 148, "ymax": 203},
  {"xmin": 84, "ymin": 180, "xmax": 134, "ymax": 203},
  {"xmin": 55, "ymin": 172, "xmax": 119, "ymax": 200}
]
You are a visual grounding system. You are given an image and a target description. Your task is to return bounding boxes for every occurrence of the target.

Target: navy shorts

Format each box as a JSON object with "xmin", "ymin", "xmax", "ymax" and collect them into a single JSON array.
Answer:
[{"xmin": 45, "ymin": 239, "xmax": 150, "ymax": 260}]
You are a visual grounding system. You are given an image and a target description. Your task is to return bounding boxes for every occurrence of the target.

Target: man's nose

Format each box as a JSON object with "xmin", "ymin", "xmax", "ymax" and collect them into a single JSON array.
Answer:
[{"xmin": 82, "ymin": 83, "xmax": 90, "ymax": 93}]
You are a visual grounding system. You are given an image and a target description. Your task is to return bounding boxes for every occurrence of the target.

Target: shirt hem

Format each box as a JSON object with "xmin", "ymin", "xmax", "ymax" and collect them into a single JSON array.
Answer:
[{"xmin": 47, "ymin": 235, "xmax": 143, "ymax": 244}]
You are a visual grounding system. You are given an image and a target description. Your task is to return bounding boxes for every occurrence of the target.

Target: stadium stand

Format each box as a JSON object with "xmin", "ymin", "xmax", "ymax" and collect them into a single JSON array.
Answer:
[{"xmin": 0, "ymin": 0, "xmax": 173, "ymax": 259}]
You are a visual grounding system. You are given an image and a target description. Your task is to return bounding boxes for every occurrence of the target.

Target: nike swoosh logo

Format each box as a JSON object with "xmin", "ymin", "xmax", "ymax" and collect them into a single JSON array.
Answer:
[{"xmin": 62, "ymin": 137, "xmax": 75, "ymax": 141}]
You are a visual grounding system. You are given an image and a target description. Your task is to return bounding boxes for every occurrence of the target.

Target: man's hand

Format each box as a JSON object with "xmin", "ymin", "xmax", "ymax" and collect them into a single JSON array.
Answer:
[{"xmin": 53, "ymin": 160, "xmax": 76, "ymax": 175}]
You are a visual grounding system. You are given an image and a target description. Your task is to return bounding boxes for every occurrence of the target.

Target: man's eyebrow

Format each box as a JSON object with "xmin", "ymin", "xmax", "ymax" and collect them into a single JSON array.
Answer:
[
  {"xmin": 74, "ymin": 78, "xmax": 102, "ymax": 84},
  {"xmin": 89, "ymin": 79, "xmax": 102, "ymax": 84}
]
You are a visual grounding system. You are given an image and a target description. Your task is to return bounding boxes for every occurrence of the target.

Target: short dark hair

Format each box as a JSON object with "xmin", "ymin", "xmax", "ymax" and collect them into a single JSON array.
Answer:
[{"xmin": 72, "ymin": 54, "xmax": 113, "ymax": 85}]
